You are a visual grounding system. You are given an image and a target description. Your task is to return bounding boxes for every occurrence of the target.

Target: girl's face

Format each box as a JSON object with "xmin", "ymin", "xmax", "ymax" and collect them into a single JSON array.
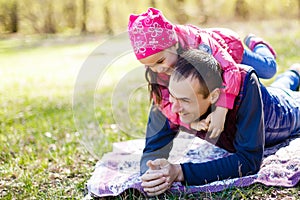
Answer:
[{"xmin": 139, "ymin": 46, "xmax": 178, "ymax": 75}]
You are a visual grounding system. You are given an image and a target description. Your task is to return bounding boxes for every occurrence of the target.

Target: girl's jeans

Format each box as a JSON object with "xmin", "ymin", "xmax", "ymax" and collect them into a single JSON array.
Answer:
[
  {"xmin": 271, "ymin": 69, "xmax": 300, "ymax": 91},
  {"xmin": 242, "ymin": 44, "xmax": 277, "ymax": 79}
]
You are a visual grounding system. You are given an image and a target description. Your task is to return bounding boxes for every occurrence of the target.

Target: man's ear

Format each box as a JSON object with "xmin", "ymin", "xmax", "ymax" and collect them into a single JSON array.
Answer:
[{"xmin": 210, "ymin": 88, "xmax": 220, "ymax": 104}]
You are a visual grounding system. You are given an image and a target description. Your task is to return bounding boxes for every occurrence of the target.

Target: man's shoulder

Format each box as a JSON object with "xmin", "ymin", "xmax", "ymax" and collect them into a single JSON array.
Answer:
[
  {"xmin": 238, "ymin": 64, "xmax": 258, "ymax": 84},
  {"xmin": 238, "ymin": 64, "xmax": 255, "ymax": 73},
  {"xmin": 235, "ymin": 64, "xmax": 260, "ymax": 105}
]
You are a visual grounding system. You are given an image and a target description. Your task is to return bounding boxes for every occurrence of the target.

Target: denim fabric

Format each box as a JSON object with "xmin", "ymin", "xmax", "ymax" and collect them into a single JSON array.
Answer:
[
  {"xmin": 241, "ymin": 44, "xmax": 277, "ymax": 79},
  {"xmin": 271, "ymin": 70, "xmax": 300, "ymax": 91},
  {"xmin": 262, "ymin": 70, "xmax": 300, "ymax": 146}
]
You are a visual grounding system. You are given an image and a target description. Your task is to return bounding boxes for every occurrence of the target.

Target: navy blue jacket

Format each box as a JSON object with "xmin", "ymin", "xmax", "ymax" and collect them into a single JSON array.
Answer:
[{"xmin": 141, "ymin": 67, "xmax": 300, "ymax": 185}]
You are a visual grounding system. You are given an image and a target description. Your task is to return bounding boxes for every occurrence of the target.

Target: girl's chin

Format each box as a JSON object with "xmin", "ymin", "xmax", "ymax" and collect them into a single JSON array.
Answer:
[
  {"xmin": 162, "ymin": 69, "xmax": 173, "ymax": 75},
  {"xmin": 167, "ymin": 68, "xmax": 175, "ymax": 75}
]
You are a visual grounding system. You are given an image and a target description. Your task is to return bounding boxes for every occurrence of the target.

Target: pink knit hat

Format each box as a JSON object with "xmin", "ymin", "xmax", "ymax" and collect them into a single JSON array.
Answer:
[{"xmin": 128, "ymin": 8, "xmax": 178, "ymax": 60}]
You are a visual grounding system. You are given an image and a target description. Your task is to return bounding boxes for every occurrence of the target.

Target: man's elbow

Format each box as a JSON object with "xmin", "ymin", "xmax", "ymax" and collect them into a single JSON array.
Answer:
[
  {"xmin": 238, "ymin": 151, "xmax": 263, "ymax": 176},
  {"xmin": 244, "ymin": 156, "xmax": 262, "ymax": 176}
]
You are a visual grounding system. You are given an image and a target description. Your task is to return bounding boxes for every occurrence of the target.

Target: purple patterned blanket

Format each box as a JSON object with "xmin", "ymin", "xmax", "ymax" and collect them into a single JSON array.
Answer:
[{"xmin": 86, "ymin": 133, "xmax": 300, "ymax": 198}]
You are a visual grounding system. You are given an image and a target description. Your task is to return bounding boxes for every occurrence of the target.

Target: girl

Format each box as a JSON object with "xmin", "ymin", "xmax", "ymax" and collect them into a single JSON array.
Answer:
[{"xmin": 128, "ymin": 7, "xmax": 277, "ymax": 139}]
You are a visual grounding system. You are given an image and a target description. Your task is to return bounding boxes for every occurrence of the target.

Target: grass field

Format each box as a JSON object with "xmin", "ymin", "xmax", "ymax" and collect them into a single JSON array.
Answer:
[{"xmin": 0, "ymin": 19, "xmax": 300, "ymax": 199}]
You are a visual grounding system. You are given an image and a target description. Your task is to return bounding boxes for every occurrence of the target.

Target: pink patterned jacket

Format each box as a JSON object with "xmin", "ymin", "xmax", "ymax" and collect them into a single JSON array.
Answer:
[{"xmin": 154, "ymin": 25, "xmax": 245, "ymax": 129}]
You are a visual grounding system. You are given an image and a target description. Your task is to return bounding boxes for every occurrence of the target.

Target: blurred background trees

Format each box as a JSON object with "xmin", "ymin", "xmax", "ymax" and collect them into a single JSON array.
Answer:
[{"xmin": 0, "ymin": 0, "xmax": 299, "ymax": 35}]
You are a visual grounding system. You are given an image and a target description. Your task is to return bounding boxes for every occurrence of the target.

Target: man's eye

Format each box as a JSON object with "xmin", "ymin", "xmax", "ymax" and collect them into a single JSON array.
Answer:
[
  {"xmin": 169, "ymin": 96, "xmax": 175, "ymax": 103},
  {"xmin": 181, "ymin": 99, "xmax": 190, "ymax": 103}
]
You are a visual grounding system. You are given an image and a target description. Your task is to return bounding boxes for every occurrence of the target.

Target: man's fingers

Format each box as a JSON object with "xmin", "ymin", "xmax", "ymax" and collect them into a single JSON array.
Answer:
[
  {"xmin": 153, "ymin": 158, "xmax": 167, "ymax": 166},
  {"xmin": 147, "ymin": 159, "xmax": 169, "ymax": 170},
  {"xmin": 141, "ymin": 170, "xmax": 163, "ymax": 181},
  {"xmin": 142, "ymin": 160, "xmax": 174, "ymax": 196},
  {"xmin": 141, "ymin": 175, "xmax": 166, "ymax": 188},
  {"xmin": 147, "ymin": 161, "xmax": 159, "ymax": 170},
  {"xmin": 144, "ymin": 181, "xmax": 170, "ymax": 196}
]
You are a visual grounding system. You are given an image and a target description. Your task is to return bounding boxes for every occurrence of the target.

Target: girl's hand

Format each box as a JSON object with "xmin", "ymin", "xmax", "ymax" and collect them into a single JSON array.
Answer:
[
  {"xmin": 190, "ymin": 119, "xmax": 209, "ymax": 131},
  {"xmin": 207, "ymin": 106, "xmax": 228, "ymax": 139}
]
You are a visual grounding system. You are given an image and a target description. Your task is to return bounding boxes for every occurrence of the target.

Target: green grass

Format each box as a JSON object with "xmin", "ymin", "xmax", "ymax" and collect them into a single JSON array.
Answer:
[
  {"xmin": 1, "ymin": 19, "xmax": 300, "ymax": 199},
  {"xmin": 0, "ymin": 36, "xmax": 99, "ymax": 199}
]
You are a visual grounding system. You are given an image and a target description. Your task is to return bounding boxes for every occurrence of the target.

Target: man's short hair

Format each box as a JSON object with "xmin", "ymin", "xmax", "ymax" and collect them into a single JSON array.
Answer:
[{"xmin": 171, "ymin": 49, "xmax": 223, "ymax": 98}]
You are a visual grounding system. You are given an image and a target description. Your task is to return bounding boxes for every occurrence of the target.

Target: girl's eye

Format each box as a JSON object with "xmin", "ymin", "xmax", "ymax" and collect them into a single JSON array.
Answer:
[{"xmin": 157, "ymin": 59, "xmax": 164, "ymax": 64}]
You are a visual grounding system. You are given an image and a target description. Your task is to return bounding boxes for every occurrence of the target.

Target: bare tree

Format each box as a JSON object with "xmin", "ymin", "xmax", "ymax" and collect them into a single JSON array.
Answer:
[
  {"xmin": 81, "ymin": 0, "xmax": 87, "ymax": 33},
  {"xmin": 0, "ymin": 0, "xmax": 19, "ymax": 33},
  {"xmin": 234, "ymin": 0, "xmax": 249, "ymax": 20},
  {"xmin": 10, "ymin": 0, "xmax": 18, "ymax": 33},
  {"xmin": 44, "ymin": 0, "xmax": 56, "ymax": 33},
  {"xmin": 173, "ymin": 0, "xmax": 188, "ymax": 24},
  {"xmin": 150, "ymin": 0, "xmax": 156, "ymax": 8},
  {"xmin": 104, "ymin": 0, "xmax": 113, "ymax": 35},
  {"xmin": 298, "ymin": 0, "xmax": 300, "ymax": 19},
  {"xmin": 64, "ymin": 0, "xmax": 77, "ymax": 29},
  {"xmin": 198, "ymin": 0, "xmax": 208, "ymax": 24}
]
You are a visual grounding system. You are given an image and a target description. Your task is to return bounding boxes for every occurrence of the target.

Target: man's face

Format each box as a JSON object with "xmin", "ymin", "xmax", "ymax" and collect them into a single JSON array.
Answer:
[{"xmin": 169, "ymin": 75, "xmax": 212, "ymax": 124}]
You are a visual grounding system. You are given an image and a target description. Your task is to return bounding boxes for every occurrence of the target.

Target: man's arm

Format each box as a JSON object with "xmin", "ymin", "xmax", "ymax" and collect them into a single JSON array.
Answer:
[
  {"xmin": 180, "ymin": 72, "xmax": 264, "ymax": 185},
  {"xmin": 140, "ymin": 105, "xmax": 179, "ymax": 174}
]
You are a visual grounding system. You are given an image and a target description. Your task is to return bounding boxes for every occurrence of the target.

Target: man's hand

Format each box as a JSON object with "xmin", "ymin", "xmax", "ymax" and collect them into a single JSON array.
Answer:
[{"xmin": 141, "ymin": 159, "xmax": 183, "ymax": 196}]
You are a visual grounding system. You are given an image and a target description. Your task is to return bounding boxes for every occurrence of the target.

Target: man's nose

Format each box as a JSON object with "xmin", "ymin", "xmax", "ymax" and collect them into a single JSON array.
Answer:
[{"xmin": 171, "ymin": 100, "xmax": 182, "ymax": 113}]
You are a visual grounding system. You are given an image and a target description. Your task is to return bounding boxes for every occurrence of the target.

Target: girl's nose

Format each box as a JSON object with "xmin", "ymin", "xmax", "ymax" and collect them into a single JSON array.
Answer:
[{"xmin": 156, "ymin": 66, "xmax": 166, "ymax": 73}]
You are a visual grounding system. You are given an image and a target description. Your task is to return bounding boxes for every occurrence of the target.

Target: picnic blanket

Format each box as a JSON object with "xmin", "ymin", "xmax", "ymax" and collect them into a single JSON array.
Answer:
[{"xmin": 86, "ymin": 132, "xmax": 300, "ymax": 198}]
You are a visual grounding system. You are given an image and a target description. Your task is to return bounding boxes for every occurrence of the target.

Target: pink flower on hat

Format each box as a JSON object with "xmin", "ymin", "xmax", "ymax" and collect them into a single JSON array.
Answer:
[
  {"xmin": 149, "ymin": 22, "xmax": 163, "ymax": 37},
  {"xmin": 128, "ymin": 8, "xmax": 178, "ymax": 60}
]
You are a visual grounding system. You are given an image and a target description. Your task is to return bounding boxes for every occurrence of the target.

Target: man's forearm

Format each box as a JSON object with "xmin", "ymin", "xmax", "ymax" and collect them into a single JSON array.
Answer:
[{"xmin": 141, "ymin": 105, "xmax": 178, "ymax": 174}]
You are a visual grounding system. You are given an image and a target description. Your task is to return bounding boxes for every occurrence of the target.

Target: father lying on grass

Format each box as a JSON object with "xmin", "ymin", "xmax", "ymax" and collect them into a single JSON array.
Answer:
[{"xmin": 140, "ymin": 49, "xmax": 300, "ymax": 196}]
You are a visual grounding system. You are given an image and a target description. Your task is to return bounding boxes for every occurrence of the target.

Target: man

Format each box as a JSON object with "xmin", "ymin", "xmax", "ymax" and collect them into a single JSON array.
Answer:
[{"xmin": 140, "ymin": 49, "xmax": 300, "ymax": 196}]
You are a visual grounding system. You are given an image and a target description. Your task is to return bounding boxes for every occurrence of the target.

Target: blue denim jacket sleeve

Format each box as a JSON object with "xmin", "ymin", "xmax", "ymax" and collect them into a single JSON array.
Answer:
[
  {"xmin": 181, "ymin": 72, "xmax": 264, "ymax": 185},
  {"xmin": 140, "ymin": 105, "xmax": 179, "ymax": 175}
]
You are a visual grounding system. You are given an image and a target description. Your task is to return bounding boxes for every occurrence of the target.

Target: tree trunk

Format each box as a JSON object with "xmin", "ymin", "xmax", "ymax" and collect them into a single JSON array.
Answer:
[
  {"xmin": 198, "ymin": 0, "xmax": 208, "ymax": 24},
  {"xmin": 104, "ymin": 1, "xmax": 113, "ymax": 35},
  {"xmin": 10, "ymin": 0, "xmax": 18, "ymax": 33},
  {"xmin": 44, "ymin": 1, "xmax": 56, "ymax": 33},
  {"xmin": 150, "ymin": 0, "xmax": 156, "ymax": 8},
  {"xmin": 175, "ymin": 0, "xmax": 188, "ymax": 24},
  {"xmin": 234, "ymin": 0, "xmax": 249, "ymax": 20},
  {"xmin": 81, "ymin": 0, "xmax": 87, "ymax": 33},
  {"xmin": 64, "ymin": 1, "xmax": 77, "ymax": 29},
  {"xmin": 298, "ymin": 0, "xmax": 300, "ymax": 20}
]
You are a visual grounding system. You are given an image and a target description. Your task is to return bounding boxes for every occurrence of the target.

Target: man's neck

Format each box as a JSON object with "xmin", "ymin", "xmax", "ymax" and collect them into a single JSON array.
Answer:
[{"xmin": 198, "ymin": 105, "xmax": 215, "ymax": 121}]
